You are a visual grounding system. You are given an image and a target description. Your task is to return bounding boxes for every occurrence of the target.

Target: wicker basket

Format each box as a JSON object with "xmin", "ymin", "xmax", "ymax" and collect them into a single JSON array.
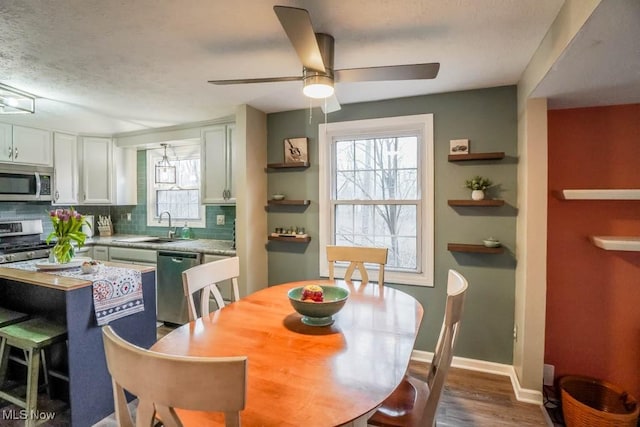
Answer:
[{"xmin": 560, "ymin": 375, "xmax": 639, "ymax": 427}]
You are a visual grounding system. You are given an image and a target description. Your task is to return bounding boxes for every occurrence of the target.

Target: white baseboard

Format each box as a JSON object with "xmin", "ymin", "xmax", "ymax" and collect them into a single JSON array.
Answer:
[{"xmin": 411, "ymin": 350, "xmax": 543, "ymax": 405}]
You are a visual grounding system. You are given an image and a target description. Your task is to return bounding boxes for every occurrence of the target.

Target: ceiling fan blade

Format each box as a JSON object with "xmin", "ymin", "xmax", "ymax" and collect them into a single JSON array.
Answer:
[
  {"xmin": 321, "ymin": 94, "xmax": 341, "ymax": 114},
  {"xmin": 334, "ymin": 63, "xmax": 440, "ymax": 83},
  {"xmin": 273, "ymin": 6, "xmax": 325, "ymax": 73},
  {"xmin": 208, "ymin": 76, "xmax": 302, "ymax": 85}
]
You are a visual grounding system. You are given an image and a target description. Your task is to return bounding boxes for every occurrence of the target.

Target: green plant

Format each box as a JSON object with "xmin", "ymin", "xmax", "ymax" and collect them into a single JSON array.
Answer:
[
  {"xmin": 465, "ymin": 176, "xmax": 493, "ymax": 191},
  {"xmin": 45, "ymin": 207, "xmax": 88, "ymax": 263}
]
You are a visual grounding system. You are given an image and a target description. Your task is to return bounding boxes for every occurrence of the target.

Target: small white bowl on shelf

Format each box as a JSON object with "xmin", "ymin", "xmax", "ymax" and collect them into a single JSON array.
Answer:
[
  {"xmin": 272, "ymin": 194, "xmax": 285, "ymax": 201},
  {"xmin": 482, "ymin": 238, "xmax": 501, "ymax": 248}
]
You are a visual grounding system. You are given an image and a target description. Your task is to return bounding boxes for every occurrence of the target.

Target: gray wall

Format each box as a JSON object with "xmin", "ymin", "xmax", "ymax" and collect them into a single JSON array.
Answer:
[{"xmin": 266, "ymin": 86, "xmax": 517, "ymax": 364}]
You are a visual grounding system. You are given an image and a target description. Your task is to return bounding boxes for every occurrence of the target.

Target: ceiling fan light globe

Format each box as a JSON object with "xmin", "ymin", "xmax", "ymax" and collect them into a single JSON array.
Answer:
[
  {"xmin": 303, "ymin": 74, "xmax": 334, "ymax": 99},
  {"xmin": 303, "ymin": 83, "xmax": 334, "ymax": 99}
]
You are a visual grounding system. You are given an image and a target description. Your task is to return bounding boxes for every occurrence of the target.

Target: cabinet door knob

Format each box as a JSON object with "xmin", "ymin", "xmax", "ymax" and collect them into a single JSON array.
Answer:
[
  {"xmin": 8, "ymin": 147, "xmax": 12, "ymax": 159},
  {"xmin": 54, "ymin": 190, "xmax": 59, "ymax": 202},
  {"xmin": 14, "ymin": 147, "xmax": 18, "ymax": 159}
]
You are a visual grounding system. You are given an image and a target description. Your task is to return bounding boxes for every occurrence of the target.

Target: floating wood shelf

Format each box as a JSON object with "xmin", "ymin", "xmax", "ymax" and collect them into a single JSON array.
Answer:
[
  {"xmin": 266, "ymin": 162, "xmax": 310, "ymax": 170},
  {"xmin": 448, "ymin": 152, "xmax": 505, "ymax": 162},
  {"xmin": 447, "ymin": 243, "xmax": 504, "ymax": 254},
  {"xmin": 560, "ymin": 189, "xmax": 640, "ymax": 200},
  {"xmin": 448, "ymin": 199, "xmax": 505, "ymax": 207},
  {"xmin": 268, "ymin": 235, "xmax": 311, "ymax": 243},
  {"xmin": 267, "ymin": 199, "xmax": 310, "ymax": 206},
  {"xmin": 590, "ymin": 236, "xmax": 640, "ymax": 251}
]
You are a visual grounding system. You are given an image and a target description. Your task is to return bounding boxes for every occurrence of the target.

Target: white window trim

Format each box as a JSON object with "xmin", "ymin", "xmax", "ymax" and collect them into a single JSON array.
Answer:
[
  {"xmin": 319, "ymin": 114, "xmax": 434, "ymax": 287},
  {"xmin": 146, "ymin": 144, "xmax": 206, "ymax": 228}
]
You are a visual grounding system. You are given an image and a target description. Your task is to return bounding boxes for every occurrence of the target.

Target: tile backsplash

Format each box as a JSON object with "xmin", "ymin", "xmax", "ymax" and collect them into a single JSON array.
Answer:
[{"xmin": 0, "ymin": 201, "xmax": 235, "ymax": 241}]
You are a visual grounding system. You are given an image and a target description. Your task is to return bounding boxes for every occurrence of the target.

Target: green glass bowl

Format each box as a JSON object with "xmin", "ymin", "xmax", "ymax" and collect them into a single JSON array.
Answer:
[{"xmin": 288, "ymin": 285, "xmax": 350, "ymax": 326}]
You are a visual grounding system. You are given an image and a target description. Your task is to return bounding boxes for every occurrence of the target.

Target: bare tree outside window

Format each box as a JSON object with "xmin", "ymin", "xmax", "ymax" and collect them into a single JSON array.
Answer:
[
  {"xmin": 156, "ymin": 157, "xmax": 201, "ymax": 220},
  {"xmin": 332, "ymin": 136, "xmax": 420, "ymax": 271}
]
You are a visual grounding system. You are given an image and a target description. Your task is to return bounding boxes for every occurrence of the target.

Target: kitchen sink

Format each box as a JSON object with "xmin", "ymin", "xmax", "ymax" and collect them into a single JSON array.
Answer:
[
  {"xmin": 147, "ymin": 237, "xmax": 194, "ymax": 243},
  {"xmin": 113, "ymin": 236, "xmax": 194, "ymax": 244}
]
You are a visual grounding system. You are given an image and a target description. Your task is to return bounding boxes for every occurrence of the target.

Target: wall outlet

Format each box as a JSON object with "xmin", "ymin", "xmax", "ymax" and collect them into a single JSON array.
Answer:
[
  {"xmin": 513, "ymin": 324, "xmax": 518, "ymax": 341},
  {"xmin": 126, "ymin": 212, "xmax": 132, "ymax": 221},
  {"xmin": 543, "ymin": 364, "xmax": 555, "ymax": 386},
  {"xmin": 216, "ymin": 215, "xmax": 225, "ymax": 225}
]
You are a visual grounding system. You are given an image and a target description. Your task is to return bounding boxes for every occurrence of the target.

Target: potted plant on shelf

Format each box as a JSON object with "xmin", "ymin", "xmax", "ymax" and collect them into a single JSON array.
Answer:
[{"xmin": 465, "ymin": 176, "xmax": 493, "ymax": 201}]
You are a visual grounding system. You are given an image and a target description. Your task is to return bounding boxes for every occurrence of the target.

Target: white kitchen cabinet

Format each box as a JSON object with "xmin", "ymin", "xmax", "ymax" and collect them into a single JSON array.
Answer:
[
  {"xmin": 75, "ymin": 245, "xmax": 92, "ymax": 258},
  {"xmin": 79, "ymin": 136, "xmax": 137, "ymax": 205},
  {"xmin": 92, "ymin": 246, "xmax": 109, "ymax": 261},
  {"xmin": 52, "ymin": 132, "xmax": 78, "ymax": 205},
  {"xmin": 201, "ymin": 124, "xmax": 235, "ymax": 204},
  {"xmin": 0, "ymin": 125, "xmax": 52, "ymax": 166},
  {"xmin": 80, "ymin": 136, "xmax": 112, "ymax": 204},
  {"xmin": 109, "ymin": 247, "xmax": 157, "ymax": 266},
  {"xmin": 0, "ymin": 123, "xmax": 11, "ymax": 162}
]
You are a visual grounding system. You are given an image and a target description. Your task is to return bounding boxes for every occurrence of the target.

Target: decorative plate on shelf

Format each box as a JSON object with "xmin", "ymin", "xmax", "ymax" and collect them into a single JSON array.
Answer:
[{"xmin": 35, "ymin": 257, "xmax": 93, "ymax": 270}]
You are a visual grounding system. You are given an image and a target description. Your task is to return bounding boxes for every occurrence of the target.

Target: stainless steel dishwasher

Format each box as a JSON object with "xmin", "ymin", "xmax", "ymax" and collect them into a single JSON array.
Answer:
[{"xmin": 156, "ymin": 250, "xmax": 201, "ymax": 325}]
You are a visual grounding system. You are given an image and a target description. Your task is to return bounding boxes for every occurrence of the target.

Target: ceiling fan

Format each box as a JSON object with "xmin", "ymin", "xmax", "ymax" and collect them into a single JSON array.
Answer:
[{"xmin": 208, "ymin": 5, "xmax": 440, "ymax": 113}]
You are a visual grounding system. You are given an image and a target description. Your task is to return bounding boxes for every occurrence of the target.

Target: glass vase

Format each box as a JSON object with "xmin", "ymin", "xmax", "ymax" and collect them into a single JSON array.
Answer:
[{"xmin": 52, "ymin": 237, "xmax": 75, "ymax": 264}]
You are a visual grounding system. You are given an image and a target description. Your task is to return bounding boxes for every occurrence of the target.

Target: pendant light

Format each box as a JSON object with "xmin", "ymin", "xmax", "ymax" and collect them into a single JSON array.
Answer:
[{"xmin": 155, "ymin": 143, "xmax": 176, "ymax": 184}]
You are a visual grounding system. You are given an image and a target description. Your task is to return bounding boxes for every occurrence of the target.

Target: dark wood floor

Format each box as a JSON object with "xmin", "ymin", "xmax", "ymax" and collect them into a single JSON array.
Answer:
[{"xmin": 409, "ymin": 361, "xmax": 549, "ymax": 426}]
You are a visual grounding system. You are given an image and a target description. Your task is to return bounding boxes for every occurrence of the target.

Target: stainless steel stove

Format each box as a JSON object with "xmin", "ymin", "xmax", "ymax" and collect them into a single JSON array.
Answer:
[{"xmin": 0, "ymin": 219, "xmax": 54, "ymax": 264}]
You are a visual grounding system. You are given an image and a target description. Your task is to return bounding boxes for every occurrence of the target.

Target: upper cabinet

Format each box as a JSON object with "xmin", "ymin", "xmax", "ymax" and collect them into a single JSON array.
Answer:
[
  {"xmin": 201, "ymin": 124, "xmax": 235, "ymax": 204},
  {"xmin": 79, "ymin": 136, "xmax": 136, "ymax": 205},
  {"xmin": 52, "ymin": 132, "xmax": 79, "ymax": 205},
  {"xmin": 81, "ymin": 136, "xmax": 112, "ymax": 204},
  {"xmin": 0, "ymin": 124, "xmax": 52, "ymax": 166}
]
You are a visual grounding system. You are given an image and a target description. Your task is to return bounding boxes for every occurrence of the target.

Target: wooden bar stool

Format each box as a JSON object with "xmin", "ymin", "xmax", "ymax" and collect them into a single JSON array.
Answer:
[{"xmin": 0, "ymin": 317, "xmax": 67, "ymax": 427}]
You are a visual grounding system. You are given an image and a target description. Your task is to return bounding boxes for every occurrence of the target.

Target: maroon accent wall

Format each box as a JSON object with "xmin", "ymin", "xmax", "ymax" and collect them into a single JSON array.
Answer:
[{"xmin": 546, "ymin": 104, "xmax": 640, "ymax": 399}]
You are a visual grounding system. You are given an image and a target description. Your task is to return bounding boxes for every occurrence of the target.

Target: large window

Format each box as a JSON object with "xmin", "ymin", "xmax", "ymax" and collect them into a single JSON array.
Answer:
[
  {"xmin": 146, "ymin": 143, "xmax": 206, "ymax": 228},
  {"xmin": 319, "ymin": 114, "xmax": 434, "ymax": 286}
]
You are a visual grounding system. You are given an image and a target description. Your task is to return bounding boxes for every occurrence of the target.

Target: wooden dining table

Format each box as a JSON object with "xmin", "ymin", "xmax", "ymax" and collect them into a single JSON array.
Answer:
[{"xmin": 151, "ymin": 279, "xmax": 423, "ymax": 427}]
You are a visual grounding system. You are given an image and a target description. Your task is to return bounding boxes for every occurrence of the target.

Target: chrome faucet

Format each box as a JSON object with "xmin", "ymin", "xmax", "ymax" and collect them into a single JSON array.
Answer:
[{"xmin": 158, "ymin": 211, "xmax": 176, "ymax": 238}]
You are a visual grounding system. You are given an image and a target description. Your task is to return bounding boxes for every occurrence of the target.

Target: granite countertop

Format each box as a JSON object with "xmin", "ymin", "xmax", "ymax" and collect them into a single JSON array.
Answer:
[{"xmin": 86, "ymin": 235, "xmax": 236, "ymax": 256}]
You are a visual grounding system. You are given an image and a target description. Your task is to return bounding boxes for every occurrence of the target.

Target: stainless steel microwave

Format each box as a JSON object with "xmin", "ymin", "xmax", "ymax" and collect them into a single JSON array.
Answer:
[{"xmin": 0, "ymin": 165, "xmax": 53, "ymax": 201}]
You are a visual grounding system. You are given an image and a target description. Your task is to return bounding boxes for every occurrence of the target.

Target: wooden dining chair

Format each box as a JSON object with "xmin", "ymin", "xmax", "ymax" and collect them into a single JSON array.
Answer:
[
  {"xmin": 326, "ymin": 245, "xmax": 388, "ymax": 286},
  {"xmin": 182, "ymin": 256, "xmax": 241, "ymax": 321},
  {"xmin": 102, "ymin": 325, "xmax": 247, "ymax": 427},
  {"xmin": 368, "ymin": 269, "xmax": 469, "ymax": 427}
]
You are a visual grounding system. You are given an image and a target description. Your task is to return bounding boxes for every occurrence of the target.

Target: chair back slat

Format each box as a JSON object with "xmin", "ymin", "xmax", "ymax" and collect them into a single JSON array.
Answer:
[
  {"xmin": 182, "ymin": 256, "xmax": 241, "ymax": 321},
  {"xmin": 102, "ymin": 325, "xmax": 247, "ymax": 427},
  {"xmin": 326, "ymin": 245, "xmax": 388, "ymax": 286}
]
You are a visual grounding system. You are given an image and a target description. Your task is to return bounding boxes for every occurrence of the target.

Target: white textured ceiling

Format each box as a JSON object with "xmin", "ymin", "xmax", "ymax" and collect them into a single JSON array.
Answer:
[{"xmin": 0, "ymin": 0, "xmax": 569, "ymax": 134}]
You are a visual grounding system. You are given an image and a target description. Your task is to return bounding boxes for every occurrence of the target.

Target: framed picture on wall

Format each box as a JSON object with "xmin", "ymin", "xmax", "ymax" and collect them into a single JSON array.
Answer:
[
  {"xmin": 284, "ymin": 137, "xmax": 309, "ymax": 164},
  {"xmin": 449, "ymin": 139, "xmax": 470, "ymax": 155}
]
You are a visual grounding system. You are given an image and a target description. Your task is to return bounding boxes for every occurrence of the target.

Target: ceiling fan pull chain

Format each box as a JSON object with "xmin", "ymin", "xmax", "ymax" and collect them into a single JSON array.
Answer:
[
  {"xmin": 308, "ymin": 97, "xmax": 313, "ymax": 124},
  {"xmin": 324, "ymin": 98, "xmax": 328, "ymax": 124}
]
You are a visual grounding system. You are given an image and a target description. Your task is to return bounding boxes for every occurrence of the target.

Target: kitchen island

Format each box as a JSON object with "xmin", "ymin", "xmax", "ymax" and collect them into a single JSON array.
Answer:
[{"xmin": 0, "ymin": 262, "xmax": 157, "ymax": 426}]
